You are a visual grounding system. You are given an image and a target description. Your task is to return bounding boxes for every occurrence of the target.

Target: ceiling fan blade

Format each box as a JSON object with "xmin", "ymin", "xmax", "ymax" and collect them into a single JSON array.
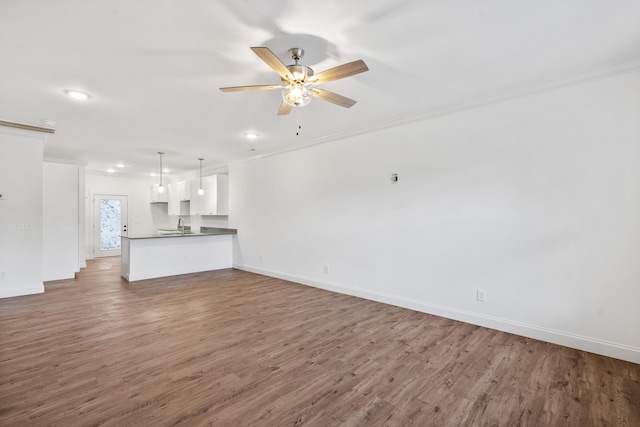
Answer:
[
  {"xmin": 251, "ymin": 47, "xmax": 294, "ymax": 80},
  {"xmin": 308, "ymin": 60, "xmax": 369, "ymax": 84},
  {"xmin": 219, "ymin": 85, "xmax": 282, "ymax": 92},
  {"xmin": 277, "ymin": 101, "xmax": 293, "ymax": 116},
  {"xmin": 311, "ymin": 88, "xmax": 357, "ymax": 108}
]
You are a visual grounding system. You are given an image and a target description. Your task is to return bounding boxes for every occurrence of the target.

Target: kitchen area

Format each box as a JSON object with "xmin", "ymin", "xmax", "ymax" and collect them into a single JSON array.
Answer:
[{"xmin": 87, "ymin": 171, "xmax": 236, "ymax": 282}]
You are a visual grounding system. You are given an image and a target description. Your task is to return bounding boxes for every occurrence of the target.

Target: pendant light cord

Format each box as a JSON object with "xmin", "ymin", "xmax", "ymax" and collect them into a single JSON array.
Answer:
[{"xmin": 157, "ymin": 151, "xmax": 165, "ymax": 189}]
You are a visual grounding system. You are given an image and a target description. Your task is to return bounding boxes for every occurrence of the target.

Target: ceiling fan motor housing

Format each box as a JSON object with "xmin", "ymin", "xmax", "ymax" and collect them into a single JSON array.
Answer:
[{"xmin": 284, "ymin": 64, "xmax": 314, "ymax": 83}]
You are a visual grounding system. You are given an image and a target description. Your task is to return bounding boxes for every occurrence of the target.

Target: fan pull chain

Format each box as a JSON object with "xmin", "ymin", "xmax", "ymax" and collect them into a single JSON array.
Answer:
[{"xmin": 296, "ymin": 107, "xmax": 302, "ymax": 136}]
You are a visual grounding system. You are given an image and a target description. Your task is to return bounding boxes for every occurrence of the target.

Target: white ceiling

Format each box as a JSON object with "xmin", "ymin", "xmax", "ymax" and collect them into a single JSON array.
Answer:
[{"xmin": 2, "ymin": 0, "xmax": 640, "ymax": 178}]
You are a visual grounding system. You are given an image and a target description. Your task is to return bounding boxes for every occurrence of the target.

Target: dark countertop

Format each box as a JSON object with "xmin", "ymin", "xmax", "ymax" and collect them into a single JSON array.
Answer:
[{"xmin": 122, "ymin": 227, "xmax": 237, "ymax": 240}]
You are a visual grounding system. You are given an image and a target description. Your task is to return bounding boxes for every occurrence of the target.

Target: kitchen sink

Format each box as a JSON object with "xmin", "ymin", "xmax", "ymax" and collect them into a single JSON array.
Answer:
[{"xmin": 157, "ymin": 229, "xmax": 194, "ymax": 235}]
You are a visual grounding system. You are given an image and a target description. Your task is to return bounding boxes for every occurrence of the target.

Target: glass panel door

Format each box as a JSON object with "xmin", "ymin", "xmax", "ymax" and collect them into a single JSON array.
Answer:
[{"xmin": 93, "ymin": 195, "xmax": 128, "ymax": 258}]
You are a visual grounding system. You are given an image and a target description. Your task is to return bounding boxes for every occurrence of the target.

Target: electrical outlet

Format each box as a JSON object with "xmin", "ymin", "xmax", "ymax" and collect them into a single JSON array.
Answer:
[
  {"xmin": 390, "ymin": 173, "xmax": 399, "ymax": 184},
  {"xmin": 477, "ymin": 289, "xmax": 486, "ymax": 302},
  {"xmin": 259, "ymin": 255, "xmax": 264, "ymax": 263},
  {"xmin": 324, "ymin": 265, "xmax": 330, "ymax": 274},
  {"xmin": 0, "ymin": 193, "xmax": 5, "ymax": 200}
]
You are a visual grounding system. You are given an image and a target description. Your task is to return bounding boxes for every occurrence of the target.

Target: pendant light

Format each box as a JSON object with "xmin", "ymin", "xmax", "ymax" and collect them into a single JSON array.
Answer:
[
  {"xmin": 157, "ymin": 152, "xmax": 165, "ymax": 193},
  {"xmin": 197, "ymin": 158, "xmax": 205, "ymax": 196}
]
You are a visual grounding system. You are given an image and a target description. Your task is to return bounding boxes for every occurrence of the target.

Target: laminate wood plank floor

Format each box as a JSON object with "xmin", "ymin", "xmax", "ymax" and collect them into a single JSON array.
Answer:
[{"xmin": 1, "ymin": 258, "xmax": 638, "ymax": 426}]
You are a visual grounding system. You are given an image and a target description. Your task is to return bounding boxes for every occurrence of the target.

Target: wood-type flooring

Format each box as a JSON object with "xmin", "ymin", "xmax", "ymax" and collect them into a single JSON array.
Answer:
[{"xmin": 0, "ymin": 258, "xmax": 638, "ymax": 426}]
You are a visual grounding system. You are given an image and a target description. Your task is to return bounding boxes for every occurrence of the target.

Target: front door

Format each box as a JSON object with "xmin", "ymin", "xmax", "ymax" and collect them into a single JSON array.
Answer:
[{"xmin": 93, "ymin": 194, "xmax": 128, "ymax": 258}]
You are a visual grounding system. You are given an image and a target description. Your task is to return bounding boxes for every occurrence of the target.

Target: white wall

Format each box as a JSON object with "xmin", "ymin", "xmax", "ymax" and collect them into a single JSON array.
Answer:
[
  {"xmin": 229, "ymin": 70, "xmax": 640, "ymax": 363},
  {"xmin": 0, "ymin": 127, "xmax": 46, "ymax": 298},
  {"xmin": 43, "ymin": 162, "xmax": 80, "ymax": 281}
]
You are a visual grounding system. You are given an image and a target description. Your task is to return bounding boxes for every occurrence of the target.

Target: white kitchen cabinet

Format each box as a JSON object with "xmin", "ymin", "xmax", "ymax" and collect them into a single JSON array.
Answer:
[
  {"xmin": 168, "ymin": 181, "xmax": 191, "ymax": 216},
  {"xmin": 150, "ymin": 184, "xmax": 168, "ymax": 203},
  {"xmin": 189, "ymin": 182, "xmax": 205, "ymax": 215},
  {"xmin": 178, "ymin": 181, "xmax": 191, "ymax": 201},
  {"xmin": 189, "ymin": 175, "xmax": 228, "ymax": 216}
]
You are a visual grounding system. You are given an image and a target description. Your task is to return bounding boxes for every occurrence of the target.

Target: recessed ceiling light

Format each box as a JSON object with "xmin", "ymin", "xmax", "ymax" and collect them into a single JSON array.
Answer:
[
  {"xmin": 116, "ymin": 163, "xmax": 125, "ymax": 168},
  {"xmin": 163, "ymin": 168, "xmax": 170, "ymax": 173},
  {"xmin": 64, "ymin": 90, "xmax": 90, "ymax": 100},
  {"xmin": 245, "ymin": 133, "xmax": 259, "ymax": 140},
  {"xmin": 107, "ymin": 168, "xmax": 115, "ymax": 173},
  {"xmin": 150, "ymin": 172, "xmax": 157, "ymax": 177}
]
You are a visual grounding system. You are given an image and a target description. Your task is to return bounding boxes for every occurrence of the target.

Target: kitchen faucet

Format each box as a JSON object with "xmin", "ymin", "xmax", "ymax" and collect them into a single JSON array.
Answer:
[{"xmin": 177, "ymin": 217, "xmax": 185, "ymax": 235}]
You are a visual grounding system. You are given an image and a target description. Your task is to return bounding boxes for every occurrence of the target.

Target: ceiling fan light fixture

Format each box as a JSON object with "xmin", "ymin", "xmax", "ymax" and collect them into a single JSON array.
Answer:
[{"xmin": 282, "ymin": 84, "xmax": 312, "ymax": 107}]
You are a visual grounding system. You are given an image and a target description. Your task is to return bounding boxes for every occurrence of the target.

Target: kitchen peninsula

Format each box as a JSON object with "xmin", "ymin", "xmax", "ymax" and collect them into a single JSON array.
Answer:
[{"xmin": 121, "ymin": 227, "xmax": 237, "ymax": 282}]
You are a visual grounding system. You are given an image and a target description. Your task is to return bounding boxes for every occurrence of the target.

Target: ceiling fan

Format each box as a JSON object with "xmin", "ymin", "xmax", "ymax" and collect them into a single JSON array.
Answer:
[{"xmin": 220, "ymin": 47, "xmax": 369, "ymax": 116}]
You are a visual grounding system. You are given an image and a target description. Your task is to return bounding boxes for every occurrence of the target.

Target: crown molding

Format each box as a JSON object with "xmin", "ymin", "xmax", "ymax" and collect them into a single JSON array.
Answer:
[
  {"xmin": 228, "ymin": 56, "xmax": 640, "ymax": 167},
  {"xmin": 43, "ymin": 157, "xmax": 87, "ymax": 166},
  {"xmin": 0, "ymin": 120, "xmax": 56, "ymax": 134}
]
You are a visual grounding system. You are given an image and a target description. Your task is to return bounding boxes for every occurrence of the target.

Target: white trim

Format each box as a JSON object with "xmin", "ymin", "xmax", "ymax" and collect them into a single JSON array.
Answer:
[
  {"xmin": 43, "ymin": 157, "xmax": 87, "ymax": 166},
  {"xmin": 234, "ymin": 263, "xmax": 640, "ymax": 365},
  {"xmin": 0, "ymin": 120, "xmax": 55, "ymax": 134}
]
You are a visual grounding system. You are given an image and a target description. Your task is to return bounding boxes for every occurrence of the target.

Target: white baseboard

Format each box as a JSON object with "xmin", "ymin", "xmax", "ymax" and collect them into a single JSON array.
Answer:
[
  {"xmin": 0, "ymin": 283, "xmax": 45, "ymax": 299},
  {"xmin": 235, "ymin": 264, "xmax": 640, "ymax": 364}
]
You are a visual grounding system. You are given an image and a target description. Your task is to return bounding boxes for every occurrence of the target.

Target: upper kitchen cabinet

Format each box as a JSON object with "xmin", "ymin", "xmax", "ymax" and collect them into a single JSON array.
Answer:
[
  {"xmin": 168, "ymin": 181, "xmax": 191, "ymax": 216},
  {"xmin": 150, "ymin": 184, "xmax": 168, "ymax": 203},
  {"xmin": 190, "ymin": 175, "xmax": 228, "ymax": 216}
]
